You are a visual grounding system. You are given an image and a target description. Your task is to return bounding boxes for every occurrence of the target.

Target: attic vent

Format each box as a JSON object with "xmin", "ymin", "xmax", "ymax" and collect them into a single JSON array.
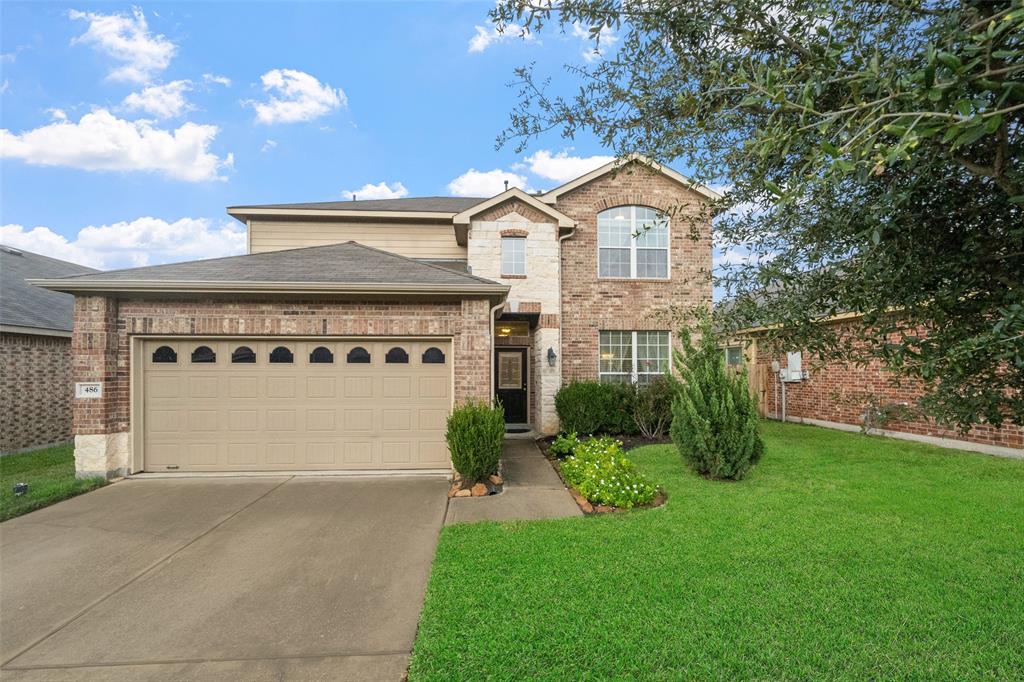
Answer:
[{"xmin": 1, "ymin": 246, "xmax": 23, "ymax": 256}]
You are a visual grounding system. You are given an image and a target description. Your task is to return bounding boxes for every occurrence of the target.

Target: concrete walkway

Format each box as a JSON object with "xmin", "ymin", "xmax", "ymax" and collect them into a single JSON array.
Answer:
[
  {"xmin": 1, "ymin": 475, "xmax": 449, "ymax": 681},
  {"xmin": 444, "ymin": 439, "xmax": 582, "ymax": 525}
]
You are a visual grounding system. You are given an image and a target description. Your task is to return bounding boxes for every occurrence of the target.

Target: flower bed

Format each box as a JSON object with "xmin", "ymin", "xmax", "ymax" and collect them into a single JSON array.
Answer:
[{"xmin": 547, "ymin": 435, "xmax": 663, "ymax": 513}]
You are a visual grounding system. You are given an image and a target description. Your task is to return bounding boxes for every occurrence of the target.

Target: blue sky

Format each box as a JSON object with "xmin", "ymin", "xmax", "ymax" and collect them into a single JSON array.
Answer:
[{"xmin": 2, "ymin": 2, "xmax": 727, "ymax": 283}]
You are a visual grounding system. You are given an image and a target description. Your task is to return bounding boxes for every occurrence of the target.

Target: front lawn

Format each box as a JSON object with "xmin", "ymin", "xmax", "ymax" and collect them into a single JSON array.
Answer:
[
  {"xmin": 410, "ymin": 421, "xmax": 1024, "ymax": 680},
  {"xmin": 0, "ymin": 444, "xmax": 106, "ymax": 521}
]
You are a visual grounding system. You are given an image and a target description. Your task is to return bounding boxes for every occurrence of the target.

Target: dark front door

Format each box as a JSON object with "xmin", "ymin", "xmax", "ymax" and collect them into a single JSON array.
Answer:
[{"xmin": 495, "ymin": 348, "xmax": 528, "ymax": 423}]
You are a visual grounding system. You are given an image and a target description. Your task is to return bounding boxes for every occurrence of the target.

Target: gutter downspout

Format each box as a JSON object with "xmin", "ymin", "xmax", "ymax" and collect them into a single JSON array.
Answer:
[
  {"xmin": 488, "ymin": 300, "xmax": 506, "ymax": 404},
  {"xmin": 556, "ymin": 227, "xmax": 577, "ymax": 395}
]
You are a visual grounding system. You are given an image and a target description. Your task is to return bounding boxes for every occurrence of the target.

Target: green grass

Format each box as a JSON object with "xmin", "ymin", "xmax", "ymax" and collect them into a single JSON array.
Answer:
[
  {"xmin": 410, "ymin": 421, "xmax": 1024, "ymax": 680},
  {"xmin": 0, "ymin": 444, "xmax": 106, "ymax": 521}
]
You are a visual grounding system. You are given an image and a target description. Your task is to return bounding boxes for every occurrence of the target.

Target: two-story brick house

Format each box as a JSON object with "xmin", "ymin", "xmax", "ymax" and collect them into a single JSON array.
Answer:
[{"xmin": 34, "ymin": 156, "xmax": 717, "ymax": 478}]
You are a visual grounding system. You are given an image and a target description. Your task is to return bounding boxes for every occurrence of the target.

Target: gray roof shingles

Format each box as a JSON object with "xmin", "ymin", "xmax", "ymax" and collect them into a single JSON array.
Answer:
[
  {"xmin": 228, "ymin": 197, "xmax": 487, "ymax": 213},
  {"xmin": 41, "ymin": 241, "xmax": 502, "ymax": 288},
  {"xmin": 0, "ymin": 246, "xmax": 98, "ymax": 332}
]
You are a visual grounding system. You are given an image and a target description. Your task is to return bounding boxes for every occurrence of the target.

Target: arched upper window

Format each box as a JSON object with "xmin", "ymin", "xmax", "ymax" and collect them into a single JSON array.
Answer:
[
  {"xmin": 385, "ymin": 346, "xmax": 409, "ymax": 364},
  {"xmin": 309, "ymin": 346, "xmax": 334, "ymax": 364},
  {"xmin": 346, "ymin": 347, "xmax": 371, "ymax": 364},
  {"xmin": 269, "ymin": 346, "xmax": 294, "ymax": 364},
  {"xmin": 152, "ymin": 345, "xmax": 177, "ymax": 363},
  {"xmin": 422, "ymin": 347, "xmax": 446, "ymax": 364},
  {"xmin": 597, "ymin": 206, "xmax": 669, "ymax": 279},
  {"xmin": 191, "ymin": 346, "xmax": 216, "ymax": 363},
  {"xmin": 231, "ymin": 346, "xmax": 256, "ymax": 363}
]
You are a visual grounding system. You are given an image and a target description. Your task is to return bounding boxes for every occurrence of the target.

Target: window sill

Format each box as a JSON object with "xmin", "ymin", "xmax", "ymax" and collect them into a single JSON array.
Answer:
[
  {"xmin": 596, "ymin": 276, "xmax": 671, "ymax": 282},
  {"xmin": 502, "ymin": 274, "xmax": 527, "ymax": 279}
]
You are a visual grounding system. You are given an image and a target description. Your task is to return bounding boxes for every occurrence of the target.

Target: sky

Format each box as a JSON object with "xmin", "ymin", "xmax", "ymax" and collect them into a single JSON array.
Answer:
[{"xmin": 1, "ymin": 2, "xmax": 729, "ymax": 293}]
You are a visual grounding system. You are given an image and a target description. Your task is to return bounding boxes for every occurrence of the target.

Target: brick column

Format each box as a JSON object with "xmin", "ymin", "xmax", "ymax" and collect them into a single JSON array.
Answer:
[{"xmin": 72, "ymin": 295, "xmax": 129, "ymax": 479}]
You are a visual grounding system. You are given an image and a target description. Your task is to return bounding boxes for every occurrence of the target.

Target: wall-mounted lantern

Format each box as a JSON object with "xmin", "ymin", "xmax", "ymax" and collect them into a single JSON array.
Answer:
[{"xmin": 547, "ymin": 347, "xmax": 557, "ymax": 367}]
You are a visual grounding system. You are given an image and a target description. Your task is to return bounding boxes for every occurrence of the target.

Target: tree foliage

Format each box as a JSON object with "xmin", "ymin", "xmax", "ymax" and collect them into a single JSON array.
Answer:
[
  {"xmin": 670, "ymin": 318, "xmax": 764, "ymax": 480},
  {"xmin": 491, "ymin": 0, "xmax": 1024, "ymax": 429}
]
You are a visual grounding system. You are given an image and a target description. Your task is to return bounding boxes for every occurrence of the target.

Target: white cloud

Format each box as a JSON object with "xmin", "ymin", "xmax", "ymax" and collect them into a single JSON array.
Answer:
[
  {"xmin": 447, "ymin": 168, "xmax": 532, "ymax": 197},
  {"xmin": 1, "ymin": 108, "xmax": 233, "ymax": 182},
  {"xmin": 341, "ymin": 181, "xmax": 408, "ymax": 201},
  {"xmin": 0, "ymin": 217, "xmax": 246, "ymax": 270},
  {"xmin": 122, "ymin": 80, "xmax": 193, "ymax": 118},
  {"xmin": 202, "ymin": 73, "xmax": 231, "ymax": 87},
  {"xmin": 571, "ymin": 22, "xmax": 619, "ymax": 62},
  {"xmin": 468, "ymin": 23, "xmax": 535, "ymax": 53},
  {"xmin": 260, "ymin": 139, "xmax": 277, "ymax": 153},
  {"xmin": 524, "ymin": 149, "xmax": 613, "ymax": 183},
  {"xmin": 249, "ymin": 69, "xmax": 347, "ymax": 124},
  {"xmin": 69, "ymin": 7, "xmax": 176, "ymax": 83},
  {"xmin": 0, "ymin": 80, "xmax": 9, "ymax": 95}
]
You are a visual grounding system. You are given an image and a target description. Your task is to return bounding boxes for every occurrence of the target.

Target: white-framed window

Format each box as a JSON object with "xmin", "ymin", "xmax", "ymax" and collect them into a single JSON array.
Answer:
[
  {"xmin": 597, "ymin": 206, "xmax": 669, "ymax": 279},
  {"xmin": 599, "ymin": 331, "xmax": 671, "ymax": 386},
  {"xmin": 501, "ymin": 236, "xmax": 526, "ymax": 276}
]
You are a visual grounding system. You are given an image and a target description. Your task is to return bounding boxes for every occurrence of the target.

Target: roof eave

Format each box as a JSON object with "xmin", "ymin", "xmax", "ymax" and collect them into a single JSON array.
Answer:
[
  {"xmin": 226, "ymin": 207, "xmax": 460, "ymax": 222},
  {"xmin": 28, "ymin": 278, "xmax": 510, "ymax": 303}
]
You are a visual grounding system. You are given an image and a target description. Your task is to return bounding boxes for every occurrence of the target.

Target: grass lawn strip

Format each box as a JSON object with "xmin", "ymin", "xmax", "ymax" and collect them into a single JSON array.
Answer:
[
  {"xmin": 410, "ymin": 420, "xmax": 1024, "ymax": 680},
  {"xmin": 0, "ymin": 444, "xmax": 106, "ymax": 521}
]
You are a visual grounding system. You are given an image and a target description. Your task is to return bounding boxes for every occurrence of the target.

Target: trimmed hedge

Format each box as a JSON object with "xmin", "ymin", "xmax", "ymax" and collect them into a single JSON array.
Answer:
[
  {"xmin": 554, "ymin": 381, "xmax": 637, "ymax": 435},
  {"xmin": 446, "ymin": 400, "xmax": 505, "ymax": 481}
]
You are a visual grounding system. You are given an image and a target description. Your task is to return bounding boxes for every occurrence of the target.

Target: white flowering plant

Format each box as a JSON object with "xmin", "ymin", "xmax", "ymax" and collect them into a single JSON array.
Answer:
[{"xmin": 560, "ymin": 436, "xmax": 657, "ymax": 509}]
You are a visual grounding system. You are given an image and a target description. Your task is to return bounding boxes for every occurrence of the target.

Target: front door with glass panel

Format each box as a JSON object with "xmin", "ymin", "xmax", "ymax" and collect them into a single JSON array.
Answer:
[{"xmin": 495, "ymin": 348, "xmax": 528, "ymax": 423}]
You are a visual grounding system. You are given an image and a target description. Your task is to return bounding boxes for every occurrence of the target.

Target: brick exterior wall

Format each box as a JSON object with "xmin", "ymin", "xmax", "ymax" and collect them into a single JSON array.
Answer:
[
  {"xmin": 0, "ymin": 332, "xmax": 74, "ymax": 453},
  {"xmin": 71, "ymin": 296, "xmax": 493, "ymax": 475},
  {"xmin": 750, "ymin": 325, "xmax": 1023, "ymax": 452},
  {"xmin": 553, "ymin": 161, "xmax": 713, "ymax": 382}
]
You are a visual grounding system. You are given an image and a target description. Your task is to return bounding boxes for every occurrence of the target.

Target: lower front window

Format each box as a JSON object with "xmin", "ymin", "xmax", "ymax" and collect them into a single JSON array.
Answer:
[{"xmin": 599, "ymin": 330, "xmax": 670, "ymax": 386}]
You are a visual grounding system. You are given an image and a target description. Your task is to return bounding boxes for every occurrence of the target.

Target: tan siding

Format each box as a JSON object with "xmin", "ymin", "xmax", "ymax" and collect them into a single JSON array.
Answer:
[{"xmin": 249, "ymin": 220, "xmax": 466, "ymax": 259}]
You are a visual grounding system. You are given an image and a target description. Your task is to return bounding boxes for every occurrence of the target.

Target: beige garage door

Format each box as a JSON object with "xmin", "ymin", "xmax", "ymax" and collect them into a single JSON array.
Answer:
[{"xmin": 140, "ymin": 338, "xmax": 452, "ymax": 472}]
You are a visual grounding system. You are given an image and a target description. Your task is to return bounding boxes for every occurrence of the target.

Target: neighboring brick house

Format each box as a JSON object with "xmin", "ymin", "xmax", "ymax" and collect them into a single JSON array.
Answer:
[
  {"xmin": 1, "ymin": 246, "xmax": 98, "ymax": 454},
  {"xmin": 34, "ymin": 157, "xmax": 717, "ymax": 478},
  {"xmin": 728, "ymin": 316, "xmax": 1023, "ymax": 458}
]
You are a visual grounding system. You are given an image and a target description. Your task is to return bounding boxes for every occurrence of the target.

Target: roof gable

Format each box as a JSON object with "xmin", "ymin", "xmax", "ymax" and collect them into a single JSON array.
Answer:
[
  {"xmin": 538, "ymin": 154, "xmax": 722, "ymax": 203},
  {"xmin": 452, "ymin": 188, "xmax": 575, "ymax": 228}
]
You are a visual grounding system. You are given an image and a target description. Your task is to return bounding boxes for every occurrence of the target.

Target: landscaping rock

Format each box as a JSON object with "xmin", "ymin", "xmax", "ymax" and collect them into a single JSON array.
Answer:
[
  {"xmin": 471, "ymin": 483, "xmax": 488, "ymax": 497},
  {"xmin": 448, "ymin": 484, "xmax": 462, "ymax": 498},
  {"xmin": 454, "ymin": 488, "xmax": 472, "ymax": 498},
  {"xmin": 489, "ymin": 474, "xmax": 503, "ymax": 485},
  {"xmin": 595, "ymin": 504, "xmax": 613, "ymax": 513}
]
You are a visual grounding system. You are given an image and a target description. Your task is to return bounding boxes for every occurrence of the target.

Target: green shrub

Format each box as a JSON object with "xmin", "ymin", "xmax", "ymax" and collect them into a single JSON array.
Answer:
[
  {"xmin": 549, "ymin": 432, "xmax": 581, "ymax": 458},
  {"xmin": 555, "ymin": 381, "xmax": 637, "ymax": 435},
  {"xmin": 670, "ymin": 318, "xmax": 764, "ymax": 480},
  {"xmin": 633, "ymin": 375, "xmax": 677, "ymax": 439},
  {"xmin": 560, "ymin": 436, "xmax": 657, "ymax": 508},
  {"xmin": 446, "ymin": 400, "xmax": 505, "ymax": 481}
]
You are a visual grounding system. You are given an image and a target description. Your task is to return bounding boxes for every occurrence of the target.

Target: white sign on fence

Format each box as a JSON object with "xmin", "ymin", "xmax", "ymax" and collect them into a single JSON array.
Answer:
[{"xmin": 75, "ymin": 382, "xmax": 103, "ymax": 399}]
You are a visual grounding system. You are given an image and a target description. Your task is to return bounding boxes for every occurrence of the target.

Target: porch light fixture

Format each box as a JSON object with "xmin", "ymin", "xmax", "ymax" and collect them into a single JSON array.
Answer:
[{"xmin": 547, "ymin": 347, "xmax": 557, "ymax": 367}]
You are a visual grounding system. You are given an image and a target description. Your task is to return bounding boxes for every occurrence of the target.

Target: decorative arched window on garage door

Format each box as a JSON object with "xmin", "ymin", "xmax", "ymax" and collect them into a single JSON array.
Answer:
[
  {"xmin": 152, "ymin": 345, "xmax": 177, "ymax": 363},
  {"xmin": 422, "ymin": 347, "xmax": 445, "ymax": 364},
  {"xmin": 385, "ymin": 346, "xmax": 409, "ymax": 364},
  {"xmin": 231, "ymin": 346, "xmax": 256, "ymax": 363},
  {"xmin": 191, "ymin": 346, "xmax": 216, "ymax": 363},
  {"xmin": 309, "ymin": 346, "xmax": 334, "ymax": 363},
  {"xmin": 269, "ymin": 346, "xmax": 294, "ymax": 363},
  {"xmin": 346, "ymin": 346, "xmax": 371, "ymax": 364}
]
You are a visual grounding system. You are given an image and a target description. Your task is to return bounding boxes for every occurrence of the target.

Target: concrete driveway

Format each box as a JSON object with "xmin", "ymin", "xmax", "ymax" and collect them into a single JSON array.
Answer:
[{"xmin": 0, "ymin": 475, "xmax": 449, "ymax": 680}]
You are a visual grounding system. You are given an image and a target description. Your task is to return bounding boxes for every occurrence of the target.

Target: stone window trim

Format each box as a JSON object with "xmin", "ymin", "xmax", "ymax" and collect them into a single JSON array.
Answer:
[
  {"xmin": 503, "ymin": 274, "xmax": 527, "ymax": 280},
  {"xmin": 500, "ymin": 228, "xmax": 530, "ymax": 238}
]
